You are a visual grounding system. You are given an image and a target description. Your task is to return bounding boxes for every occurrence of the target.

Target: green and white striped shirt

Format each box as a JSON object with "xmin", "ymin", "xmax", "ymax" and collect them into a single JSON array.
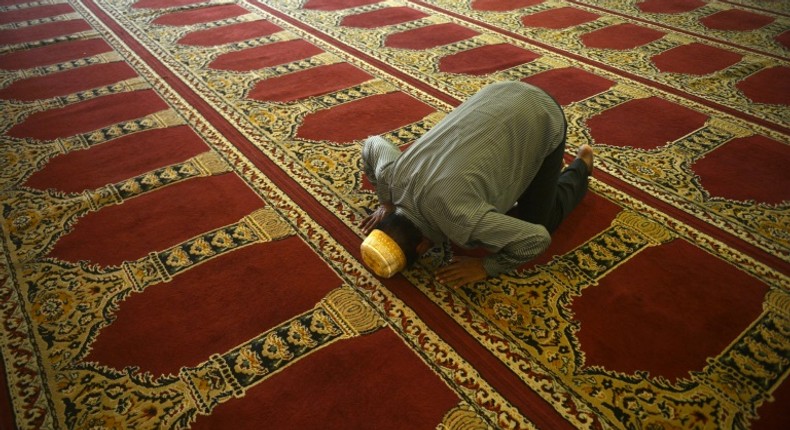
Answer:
[{"xmin": 363, "ymin": 81, "xmax": 566, "ymax": 275}]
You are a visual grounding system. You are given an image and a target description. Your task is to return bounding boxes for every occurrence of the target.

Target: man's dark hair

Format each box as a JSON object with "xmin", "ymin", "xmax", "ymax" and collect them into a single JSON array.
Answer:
[{"xmin": 377, "ymin": 212, "xmax": 422, "ymax": 267}]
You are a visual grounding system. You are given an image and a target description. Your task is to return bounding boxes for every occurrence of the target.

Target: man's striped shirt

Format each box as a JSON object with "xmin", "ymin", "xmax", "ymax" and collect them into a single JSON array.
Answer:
[{"xmin": 363, "ymin": 81, "xmax": 566, "ymax": 275}]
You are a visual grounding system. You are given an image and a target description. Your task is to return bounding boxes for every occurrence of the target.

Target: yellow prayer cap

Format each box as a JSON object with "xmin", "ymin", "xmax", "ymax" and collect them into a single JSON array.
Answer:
[{"xmin": 360, "ymin": 229, "xmax": 406, "ymax": 278}]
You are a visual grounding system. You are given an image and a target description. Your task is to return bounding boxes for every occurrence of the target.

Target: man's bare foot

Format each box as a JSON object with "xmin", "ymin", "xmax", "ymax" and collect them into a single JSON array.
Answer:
[{"xmin": 577, "ymin": 144, "xmax": 594, "ymax": 176}]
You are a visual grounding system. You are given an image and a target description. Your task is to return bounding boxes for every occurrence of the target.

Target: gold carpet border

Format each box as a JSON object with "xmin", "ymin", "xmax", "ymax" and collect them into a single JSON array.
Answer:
[{"xmin": 0, "ymin": 1, "xmax": 535, "ymax": 428}]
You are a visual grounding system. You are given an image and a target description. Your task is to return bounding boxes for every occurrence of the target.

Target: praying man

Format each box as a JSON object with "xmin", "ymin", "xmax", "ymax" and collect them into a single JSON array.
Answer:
[{"xmin": 359, "ymin": 81, "xmax": 593, "ymax": 288}]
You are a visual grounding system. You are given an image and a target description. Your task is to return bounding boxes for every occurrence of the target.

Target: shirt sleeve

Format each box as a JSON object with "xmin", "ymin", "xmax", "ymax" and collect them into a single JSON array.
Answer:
[
  {"xmin": 362, "ymin": 136, "xmax": 401, "ymax": 204},
  {"xmin": 469, "ymin": 211, "xmax": 551, "ymax": 276}
]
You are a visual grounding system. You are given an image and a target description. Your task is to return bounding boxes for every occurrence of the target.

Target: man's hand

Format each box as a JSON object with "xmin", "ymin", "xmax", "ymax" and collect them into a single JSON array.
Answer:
[
  {"xmin": 361, "ymin": 202, "xmax": 395, "ymax": 235},
  {"xmin": 436, "ymin": 256, "xmax": 487, "ymax": 288}
]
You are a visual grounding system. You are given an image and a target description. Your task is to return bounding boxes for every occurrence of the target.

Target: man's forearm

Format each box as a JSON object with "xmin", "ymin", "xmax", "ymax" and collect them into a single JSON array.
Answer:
[{"xmin": 470, "ymin": 213, "xmax": 552, "ymax": 276}]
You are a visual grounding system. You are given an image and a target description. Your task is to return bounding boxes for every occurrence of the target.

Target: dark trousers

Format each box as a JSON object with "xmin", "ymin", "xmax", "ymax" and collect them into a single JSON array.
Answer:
[{"xmin": 515, "ymin": 137, "xmax": 590, "ymax": 233}]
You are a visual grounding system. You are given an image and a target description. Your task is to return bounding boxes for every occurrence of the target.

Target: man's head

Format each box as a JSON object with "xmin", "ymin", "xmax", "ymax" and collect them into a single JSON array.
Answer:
[{"xmin": 360, "ymin": 212, "xmax": 426, "ymax": 278}]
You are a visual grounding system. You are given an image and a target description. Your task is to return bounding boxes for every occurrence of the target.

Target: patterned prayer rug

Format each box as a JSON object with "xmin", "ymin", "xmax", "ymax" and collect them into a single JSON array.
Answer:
[{"xmin": 0, "ymin": 0, "xmax": 788, "ymax": 429}]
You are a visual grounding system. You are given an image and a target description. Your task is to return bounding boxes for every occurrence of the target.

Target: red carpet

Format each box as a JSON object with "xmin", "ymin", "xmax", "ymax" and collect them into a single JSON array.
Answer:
[{"xmin": 1, "ymin": 0, "xmax": 788, "ymax": 429}]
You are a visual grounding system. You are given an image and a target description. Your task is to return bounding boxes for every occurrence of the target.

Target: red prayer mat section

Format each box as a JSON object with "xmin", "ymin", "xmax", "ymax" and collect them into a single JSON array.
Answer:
[
  {"xmin": 87, "ymin": 239, "xmax": 344, "ymax": 375},
  {"xmin": 178, "ymin": 20, "xmax": 282, "ymax": 46},
  {"xmin": 737, "ymin": 66, "xmax": 790, "ymax": 105},
  {"xmin": 26, "ymin": 126, "xmax": 210, "ymax": 192},
  {"xmin": 0, "ymin": 38, "xmax": 112, "ymax": 69},
  {"xmin": 0, "ymin": 19, "xmax": 91, "ymax": 43},
  {"xmin": 8, "ymin": 90, "xmax": 169, "ymax": 139},
  {"xmin": 520, "ymin": 7, "xmax": 599, "ymax": 29},
  {"xmin": 297, "ymin": 92, "xmax": 436, "ymax": 143},
  {"xmin": 522, "ymin": 67, "xmax": 615, "ymax": 105},
  {"xmin": 472, "ymin": 0, "xmax": 543, "ymax": 12},
  {"xmin": 385, "ymin": 22, "xmax": 480, "ymax": 49},
  {"xmin": 0, "ymin": 61, "xmax": 139, "ymax": 101},
  {"xmin": 209, "ymin": 39, "xmax": 325, "ymax": 71},
  {"xmin": 341, "ymin": 6, "xmax": 428, "ymax": 28},
  {"xmin": 573, "ymin": 239, "xmax": 767, "ymax": 380},
  {"xmin": 0, "ymin": 3, "xmax": 73, "ymax": 24},
  {"xmin": 581, "ymin": 23, "xmax": 666, "ymax": 50},
  {"xmin": 701, "ymin": 9, "xmax": 775, "ymax": 31},
  {"xmin": 651, "ymin": 42, "xmax": 743, "ymax": 75},
  {"xmin": 638, "ymin": 0, "xmax": 706, "ymax": 14},
  {"xmin": 692, "ymin": 135, "xmax": 790, "ymax": 205},
  {"xmin": 587, "ymin": 97, "xmax": 709, "ymax": 149},
  {"xmin": 152, "ymin": 4, "xmax": 249, "ymax": 26},
  {"xmin": 249, "ymin": 62, "xmax": 373, "ymax": 102},
  {"xmin": 439, "ymin": 44, "xmax": 540, "ymax": 75}
]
